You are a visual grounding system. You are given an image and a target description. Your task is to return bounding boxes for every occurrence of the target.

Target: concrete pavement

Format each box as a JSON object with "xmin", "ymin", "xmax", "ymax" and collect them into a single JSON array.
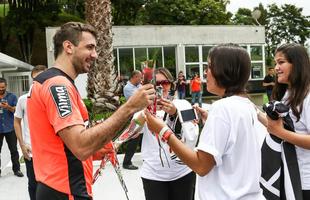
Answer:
[{"xmin": 0, "ymin": 151, "xmax": 145, "ymax": 200}]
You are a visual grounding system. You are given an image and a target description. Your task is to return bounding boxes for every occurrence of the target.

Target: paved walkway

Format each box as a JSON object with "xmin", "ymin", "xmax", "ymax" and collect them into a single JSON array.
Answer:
[
  {"xmin": 0, "ymin": 105, "xmax": 268, "ymax": 200},
  {"xmin": 0, "ymin": 151, "xmax": 144, "ymax": 200}
]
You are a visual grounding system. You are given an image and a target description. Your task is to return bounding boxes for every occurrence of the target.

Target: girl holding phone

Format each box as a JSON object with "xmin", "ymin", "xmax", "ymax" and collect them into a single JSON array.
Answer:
[{"xmin": 145, "ymin": 44, "xmax": 265, "ymax": 200}]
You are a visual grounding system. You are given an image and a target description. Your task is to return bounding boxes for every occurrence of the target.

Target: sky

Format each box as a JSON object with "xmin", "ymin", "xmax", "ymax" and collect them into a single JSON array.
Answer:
[{"xmin": 227, "ymin": 0, "xmax": 310, "ymax": 16}]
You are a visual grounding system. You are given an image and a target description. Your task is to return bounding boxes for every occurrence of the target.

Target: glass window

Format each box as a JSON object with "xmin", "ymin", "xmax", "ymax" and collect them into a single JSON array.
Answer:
[
  {"xmin": 134, "ymin": 48, "xmax": 147, "ymax": 70},
  {"xmin": 8, "ymin": 75, "xmax": 30, "ymax": 97},
  {"xmin": 251, "ymin": 63, "xmax": 264, "ymax": 79},
  {"xmin": 203, "ymin": 64, "xmax": 208, "ymax": 79},
  {"xmin": 185, "ymin": 47, "xmax": 199, "ymax": 62},
  {"xmin": 186, "ymin": 64, "xmax": 199, "ymax": 79},
  {"xmin": 202, "ymin": 46, "xmax": 212, "ymax": 62},
  {"xmin": 119, "ymin": 48, "xmax": 134, "ymax": 77},
  {"xmin": 241, "ymin": 45, "xmax": 247, "ymax": 50},
  {"xmin": 250, "ymin": 46, "xmax": 263, "ymax": 61},
  {"xmin": 148, "ymin": 47, "xmax": 162, "ymax": 68},
  {"xmin": 163, "ymin": 46, "xmax": 176, "ymax": 78}
]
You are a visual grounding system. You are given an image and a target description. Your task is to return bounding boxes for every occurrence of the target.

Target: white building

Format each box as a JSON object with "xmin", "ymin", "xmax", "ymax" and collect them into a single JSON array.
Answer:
[
  {"xmin": 0, "ymin": 53, "xmax": 33, "ymax": 97},
  {"xmin": 46, "ymin": 25, "xmax": 266, "ymax": 99}
]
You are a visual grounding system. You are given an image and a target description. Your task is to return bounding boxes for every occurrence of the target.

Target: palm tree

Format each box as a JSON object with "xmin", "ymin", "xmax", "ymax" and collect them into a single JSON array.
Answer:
[{"xmin": 85, "ymin": 0, "xmax": 121, "ymax": 115}]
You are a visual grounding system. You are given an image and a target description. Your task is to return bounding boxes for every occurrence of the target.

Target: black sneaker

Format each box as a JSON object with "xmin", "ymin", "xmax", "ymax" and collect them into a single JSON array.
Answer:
[
  {"xmin": 123, "ymin": 164, "xmax": 138, "ymax": 170},
  {"xmin": 14, "ymin": 170, "xmax": 24, "ymax": 177}
]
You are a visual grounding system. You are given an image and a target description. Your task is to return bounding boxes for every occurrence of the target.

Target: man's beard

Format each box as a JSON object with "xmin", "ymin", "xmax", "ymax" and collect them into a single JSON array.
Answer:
[
  {"xmin": 0, "ymin": 90, "xmax": 5, "ymax": 95},
  {"xmin": 72, "ymin": 56, "xmax": 87, "ymax": 74}
]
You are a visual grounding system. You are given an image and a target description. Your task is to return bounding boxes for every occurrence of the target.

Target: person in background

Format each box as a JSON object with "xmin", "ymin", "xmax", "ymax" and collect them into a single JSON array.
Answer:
[
  {"xmin": 27, "ymin": 22, "xmax": 155, "ymax": 200},
  {"xmin": 258, "ymin": 43, "xmax": 310, "ymax": 199},
  {"xmin": 190, "ymin": 73, "xmax": 202, "ymax": 107},
  {"xmin": 122, "ymin": 70, "xmax": 143, "ymax": 170},
  {"xmin": 14, "ymin": 65, "xmax": 47, "ymax": 200},
  {"xmin": 145, "ymin": 44, "xmax": 264, "ymax": 200},
  {"xmin": 140, "ymin": 67, "xmax": 197, "ymax": 200},
  {"xmin": 0, "ymin": 78, "xmax": 23, "ymax": 177},
  {"xmin": 263, "ymin": 67, "xmax": 275, "ymax": 102},
  {"xmin": 176, "ymin": 71, "xmax": 186, "ymax": 99},
  {"xmin": 123, "ymin": 70, "xmax": 142, "ymax": 100}
]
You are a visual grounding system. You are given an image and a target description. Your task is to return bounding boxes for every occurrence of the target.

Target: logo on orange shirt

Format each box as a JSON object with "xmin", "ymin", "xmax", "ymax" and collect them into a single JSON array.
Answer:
[{"xmin": 50, "ymin": 85, "xmax": 72, "ymax": 118}]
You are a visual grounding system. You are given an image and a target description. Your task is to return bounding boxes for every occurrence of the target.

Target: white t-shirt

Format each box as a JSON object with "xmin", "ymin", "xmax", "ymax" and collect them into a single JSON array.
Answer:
[
  {"xmin": 14, "ymin": 94, "xmax": 31, "ymax": 147},
  {"xmin": 196, "ymin": 96, "xmax": 264, "ymax": 200},
  {"xmin": 283, "ymin": 91, "xmax": 310, "ymax": 190},
  {"xmin": 140, "ymin": 106, "xmax": 194, "ymax": 181}
]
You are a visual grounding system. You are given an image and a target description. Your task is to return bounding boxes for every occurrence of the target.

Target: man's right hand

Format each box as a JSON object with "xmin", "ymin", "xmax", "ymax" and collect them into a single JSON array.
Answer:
[
  {"xmin": 21, "ymin": 144, "xmax": 32, "ymax": 161},
  {"xmin": 126, "ymin": 84, "xmax": 155, "ymax": 112}
]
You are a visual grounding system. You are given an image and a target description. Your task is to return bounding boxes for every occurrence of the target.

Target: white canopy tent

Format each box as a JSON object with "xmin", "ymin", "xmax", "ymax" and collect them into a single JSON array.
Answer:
[
  {"xmin": 0, "ymin": 53, "xmax": 33, "ymax": 75},
  {"xmin": 0, "ymin": 53, "xmax": 33, "ymax": 97}
]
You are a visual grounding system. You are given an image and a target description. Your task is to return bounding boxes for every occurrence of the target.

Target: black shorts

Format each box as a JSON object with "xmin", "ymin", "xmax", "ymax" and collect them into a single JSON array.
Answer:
[{"xmin": 36, "ymin": 182, "xmax": 92, "ymax": 200}]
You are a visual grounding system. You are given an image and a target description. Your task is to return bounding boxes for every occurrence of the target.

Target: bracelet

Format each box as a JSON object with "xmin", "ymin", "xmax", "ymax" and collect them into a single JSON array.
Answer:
[
  {"xmin": 133, "ymin": 118, "xmax": 142, "ymax": 126},
  {"xmin": 158, "ymin": 126, "xmax": 173, "ymax": 142},
  {"xmin": 161, "ymin": 129, "xmax": 173, "ymax": 142},
  {"xmin": 159, "ymin": 126, "xmax": 170, "ymax": 139}
]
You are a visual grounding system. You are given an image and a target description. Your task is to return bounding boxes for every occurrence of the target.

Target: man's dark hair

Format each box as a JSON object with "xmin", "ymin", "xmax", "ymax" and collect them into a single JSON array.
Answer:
[
  {"xmin": 0, "ymin": 77, "xmax": 7, "ymax": 85},
  {"xmin": 53, "ymin": 22, "xmax": 97, "ymax": 59},
  {"xmin": 130, "ymin": 70, "xmax": 141, "ymax": 79},
  {"xmin": 31, "ymin": 65, "xmax": 47, "ymax": 78},
  {"xmin": 208, "ymin": 43, "xmax": 251, "ymax": 97}
]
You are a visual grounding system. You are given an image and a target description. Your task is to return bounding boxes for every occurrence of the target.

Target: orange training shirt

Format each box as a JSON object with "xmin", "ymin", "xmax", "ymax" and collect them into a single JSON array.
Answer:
[{"xmin": 27, "ymin": 68, "xmax": 92, "ymax": 198}]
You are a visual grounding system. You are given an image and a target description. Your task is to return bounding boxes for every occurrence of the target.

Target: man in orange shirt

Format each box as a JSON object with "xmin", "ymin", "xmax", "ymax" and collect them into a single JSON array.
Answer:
[{"xmin": 27, "ymin": 22, "xmax": 155, "ymax": 200}]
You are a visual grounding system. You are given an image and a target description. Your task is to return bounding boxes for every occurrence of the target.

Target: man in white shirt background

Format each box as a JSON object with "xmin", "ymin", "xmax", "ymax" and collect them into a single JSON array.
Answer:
[
  {"xmin": 122, "ymin": 70, "xmax": 142, "ymax": 170},
  {"xmin": 14, "ymin": 65, "xmax": 47, "ymax": 200}
]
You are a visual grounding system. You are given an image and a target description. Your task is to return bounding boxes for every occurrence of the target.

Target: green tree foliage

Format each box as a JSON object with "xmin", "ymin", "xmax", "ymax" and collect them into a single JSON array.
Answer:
[
  {"xmin": 141, "ymin": 0, "xmax": 231, "ymax": 25},
  {"xmin": 232, "ymin": 3, "xmax": 267, "ymax": 26},
  {"xmin": 0, "ymin": 3, "xmax": 10, "ymax": 52},
  {"xmin": 62, "ymin": 0, "xmax": 85, "ymax": 19},
  {"xmin": 232, "ymin": 8, "xmax": 255, "ymax": 25},
  {"xmin": 265, "ymin": 3, "xmax": 310, "ymax": 65},
  {"xmin": 4, "ymin": 0, "xmax": 61, "ymax": 63},
  {"xmin": 111, "ymin": 0, "xmax": 145, "ymax": 25},
  {"xmin": 232, "ymin": 3, "xmax": 309, "ymax": 66}
]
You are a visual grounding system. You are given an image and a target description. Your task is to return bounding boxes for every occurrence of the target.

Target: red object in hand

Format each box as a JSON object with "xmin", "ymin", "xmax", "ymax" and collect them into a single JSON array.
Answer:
[{"xmin": 142, "ymin": 67, "xmax": 154, "ymax": 84}]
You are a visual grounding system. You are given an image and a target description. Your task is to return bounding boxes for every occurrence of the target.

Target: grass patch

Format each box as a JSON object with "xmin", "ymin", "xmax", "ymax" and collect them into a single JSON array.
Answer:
[
  {"xmin": 263, "ymin": 94, "xmax": 269, "ymax": 104},
  {"xmin": 0, "ymin": 4, "xmax": 9, "ymax": 17}
]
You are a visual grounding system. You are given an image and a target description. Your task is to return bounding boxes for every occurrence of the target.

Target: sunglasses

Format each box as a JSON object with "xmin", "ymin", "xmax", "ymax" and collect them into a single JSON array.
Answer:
[{"xmin": 156, "ymin": 80, "xmax": 171, "ymax": 86}]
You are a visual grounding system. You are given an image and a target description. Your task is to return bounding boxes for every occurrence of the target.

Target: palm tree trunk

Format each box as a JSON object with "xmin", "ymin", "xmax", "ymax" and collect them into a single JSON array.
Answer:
[{"xmin": 85, "ymin": 0, "xmax": 121, "ymax": 115}]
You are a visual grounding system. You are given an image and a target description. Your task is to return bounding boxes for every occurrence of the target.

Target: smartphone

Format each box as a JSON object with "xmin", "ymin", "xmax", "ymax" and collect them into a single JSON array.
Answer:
[
  {"xmin": 0, "ymin": 99, "xmax": 7, "ymax": 104},
  {"xmin": 156, "ymin": 86, "xmax": 163, "ymax": 99},
  {"xmin": 178, "ymin": 108, "xmax": 198, "ymax": 123}
]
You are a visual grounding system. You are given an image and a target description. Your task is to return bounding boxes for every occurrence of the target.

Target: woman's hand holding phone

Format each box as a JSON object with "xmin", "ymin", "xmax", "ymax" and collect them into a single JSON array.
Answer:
[
  {"xmin": 193, "ymin": 104, "xmax": 208, "ymax": 125},
  {"xmin": 158, "ymin": 98, "xmax": 177, "ymax": 116}
]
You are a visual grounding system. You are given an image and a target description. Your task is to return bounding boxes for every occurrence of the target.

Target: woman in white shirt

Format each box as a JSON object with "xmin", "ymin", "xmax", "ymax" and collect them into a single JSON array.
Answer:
[
  {"xmin": 140, "ymin": 67, "xmax": 197, "ymax": 200},
  {"xmin": 260, "ymin": 43, "xmax": 310, "ymax": 199},
  {"xmin": 145, "ymin": 44, "xmax": 265, "ymax": 200}
]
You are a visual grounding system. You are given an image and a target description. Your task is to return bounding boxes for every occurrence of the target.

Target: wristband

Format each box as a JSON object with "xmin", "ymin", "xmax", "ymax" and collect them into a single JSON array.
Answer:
[
  {"xmin": 162, "ymin": 130, "xmax": 173, "ymax": 143},
  {"xmin": 133, "ymin": 118, "xmax": 142, "ymax": 126},
  {"xmin": 158, "ymin": 126, "xmax": 172, "ymax": 142}
]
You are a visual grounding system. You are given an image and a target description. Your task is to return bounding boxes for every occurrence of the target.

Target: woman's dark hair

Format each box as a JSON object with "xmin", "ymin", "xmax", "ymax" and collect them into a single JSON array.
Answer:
[
  {"xmin": 272, "ymin": 43, "xmax": 310, "ymax": 121},
  {"xmin": 208, "ymin": 43, "xmax": 251, "ymax": 97},
  {"xmin": 155, "ymin": 67, "xmax": 175, "ymax": 90}
]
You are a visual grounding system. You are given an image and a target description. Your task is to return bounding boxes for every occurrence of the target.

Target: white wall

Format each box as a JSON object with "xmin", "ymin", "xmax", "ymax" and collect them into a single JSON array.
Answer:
[{"xmin": 46, "ymin": 25, "xmax": 265, "ymax": 98}]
